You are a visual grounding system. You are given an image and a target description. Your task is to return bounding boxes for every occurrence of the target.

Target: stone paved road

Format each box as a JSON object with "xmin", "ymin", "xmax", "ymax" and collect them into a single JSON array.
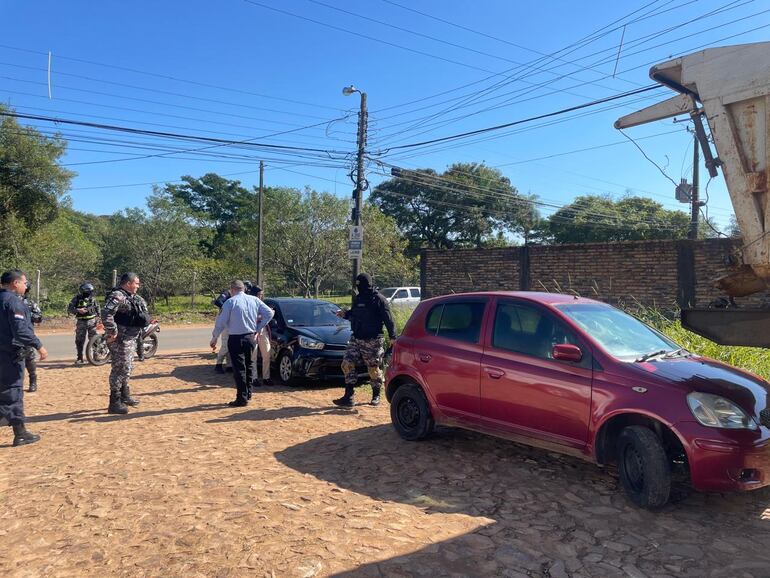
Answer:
[{"xmin": 1, "ymin": 351, "xmax": 769, "ymax": 577}]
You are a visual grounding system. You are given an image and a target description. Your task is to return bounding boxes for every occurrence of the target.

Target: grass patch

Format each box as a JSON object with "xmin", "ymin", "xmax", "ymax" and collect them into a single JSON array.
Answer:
[{"xmin": 633, "ymin": 306, "xmax": 770, "ymax": 380}]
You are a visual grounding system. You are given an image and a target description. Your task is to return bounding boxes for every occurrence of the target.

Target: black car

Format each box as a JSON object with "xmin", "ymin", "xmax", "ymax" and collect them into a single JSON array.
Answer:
[{"xmin": 264, "ymin": 298, "xmax": 368, "ymax": 385}]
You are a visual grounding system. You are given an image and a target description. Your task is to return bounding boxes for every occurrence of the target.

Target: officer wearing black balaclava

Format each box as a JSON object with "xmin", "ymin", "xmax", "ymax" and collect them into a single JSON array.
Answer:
[{"xmin": 334, "ymin": 273, "xmax": 396, "ymax": 407}]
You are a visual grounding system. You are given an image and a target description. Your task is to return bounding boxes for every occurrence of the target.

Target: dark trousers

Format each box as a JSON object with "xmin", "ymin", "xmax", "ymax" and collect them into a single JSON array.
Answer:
[
  {"xmin": 227, "ymin": 334, "xmax": 254, "ymax": 404},
  {"xmin": 0, "ymin": 350, "xmax": 25, "ymax": 425}
]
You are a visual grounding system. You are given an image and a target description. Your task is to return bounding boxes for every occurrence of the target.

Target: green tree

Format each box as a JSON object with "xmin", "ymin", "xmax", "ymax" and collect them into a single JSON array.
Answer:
[
  {"xmin": 157, "ymin": 173, "xmax": 258, "ymax": 256},
  {"xmin": 548, "ymin": 195, "xmax": 690, "ymax": 243},
  {"xmin": 266, "ymin": 188, "xmax": 348, "ymax": 297},
  {"xmin": 101, "ymin": 198, "xmax": 207, "ymax": 306},
  {"xmin": 370, "ymin": 162, "xmax": 525, "ymax": 251},
  {"xmin": 0, "ymin": 105, "xmax": 75, "ymax": 262}
]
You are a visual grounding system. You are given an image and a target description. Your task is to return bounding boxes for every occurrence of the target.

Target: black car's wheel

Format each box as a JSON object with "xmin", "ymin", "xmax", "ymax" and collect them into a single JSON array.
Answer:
[
  {"xmin": 276, "ymin": 350, "xmax": 297, "ymax": 386},
  {"xmin": 86, "ymin": 334, "xmax": 111, "ymax": 366},
  {"xmin": 390, "ymin": 382, "xmax": 434, "ymax": 441},
  {"xmin": 141, "ymin": 333, "xmax": 159, "ymax": 359},
  {"xmin": 616, "ymin": 426, "xmax": 671, "ymax": 510}
]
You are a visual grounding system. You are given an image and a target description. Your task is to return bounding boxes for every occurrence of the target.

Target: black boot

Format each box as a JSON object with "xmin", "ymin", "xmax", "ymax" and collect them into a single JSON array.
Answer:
[
  {"xmin": 108, "ymin": 391, "xmax": 129, "ymax": 414},
  {"xmin": 333, "ymin": 385, "xmax": 355, "ymax": 408},
  {"xmin": 121, "ymin": 385, "xmax": 140, "ymax": 407},
  {"xmin": 370, "ymin": 385, "xmax": 381, "ymax": 406},
  {"xmin": 215, "ymin": 363, "xmax": 225, "ymax": 374},
  {"xmin": 12, "ymin": 423, "xmax": 40, "ymax": 446},
  {"xmin": 28, "ymin": 380, "xmax": 37, "ymax": 393}
]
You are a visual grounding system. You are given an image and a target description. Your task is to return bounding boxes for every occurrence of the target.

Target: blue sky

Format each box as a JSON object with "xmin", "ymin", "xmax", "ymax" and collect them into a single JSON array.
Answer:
[{"xmin": 2, "ymin": 0, "xmax": 769, "ymax": 230}]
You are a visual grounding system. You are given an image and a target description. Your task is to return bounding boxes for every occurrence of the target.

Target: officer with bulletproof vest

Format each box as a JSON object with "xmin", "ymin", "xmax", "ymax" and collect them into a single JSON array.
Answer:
[
  {"xmin": 333, "ymin": 273, "xmax": 396, "ymax": 407},
  {"xmin": 22, "ymin": 281, "xmax": 43, "ymax": 392},
  {"xmin": 0, "ymin": 269, "xmax": 48, "ymax": 446},
  {"xmin": 102, "ymin": 272, "xmax": 150, "ymax": 414},
  {"xmin": 68, "ymin": 282, "xmax": 100, "ymax": 364}
]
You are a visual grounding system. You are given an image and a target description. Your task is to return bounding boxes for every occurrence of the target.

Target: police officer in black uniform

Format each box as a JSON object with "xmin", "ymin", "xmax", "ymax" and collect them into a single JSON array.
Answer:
[
  {"xmin": 0, "ymin": 269, "xmax": 47, "ymax": 446},
  {"xmin": 67, "ymin": 282, "xmax": 100, "ymax": 364},
  {"xmin": 22, "ymin": 281, "xmax": 43, "ymax": 392}
]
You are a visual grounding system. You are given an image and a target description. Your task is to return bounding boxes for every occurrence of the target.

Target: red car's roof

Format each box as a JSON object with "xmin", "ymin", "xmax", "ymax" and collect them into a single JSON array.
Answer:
[{"xmin": 422, "ymin": 291, "xmax": 605, "ymax": 307}]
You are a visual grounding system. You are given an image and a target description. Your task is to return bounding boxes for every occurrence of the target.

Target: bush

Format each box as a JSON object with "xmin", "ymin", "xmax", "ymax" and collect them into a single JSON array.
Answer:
[{"xmin": 632, "ymin": 306, "xmax": 770, "ymax": 380}]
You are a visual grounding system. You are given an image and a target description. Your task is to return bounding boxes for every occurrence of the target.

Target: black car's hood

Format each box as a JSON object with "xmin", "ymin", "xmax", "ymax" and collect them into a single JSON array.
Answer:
[
  {"xmin": 630, "ymin": 356, "xmax": 770, "ymax": 416},
  {"xmin": 293, "ymin": 324, "xmax": 351, "ymax": 345}
]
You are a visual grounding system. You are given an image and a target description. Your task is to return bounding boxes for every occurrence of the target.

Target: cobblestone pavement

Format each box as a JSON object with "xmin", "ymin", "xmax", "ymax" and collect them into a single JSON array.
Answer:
[{"xmin": 1, "ymin": 351, "xmax": 768, "ymax": 577}]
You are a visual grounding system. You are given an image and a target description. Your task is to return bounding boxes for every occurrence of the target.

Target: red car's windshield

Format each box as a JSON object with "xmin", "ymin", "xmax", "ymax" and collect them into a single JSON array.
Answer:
[{"xmin": 556, "ymin": 303, "xmax": 678, "ymax": 362}]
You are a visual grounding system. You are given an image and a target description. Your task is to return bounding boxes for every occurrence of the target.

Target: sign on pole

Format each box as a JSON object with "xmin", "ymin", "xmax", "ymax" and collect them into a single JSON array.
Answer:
[
  {"xmin": 349, "ymin": 225, "xmax": 363, "ymax": 241},
  {"xmin": 348, "ymin": 239, "xmax": 362, "ymax": 259}
]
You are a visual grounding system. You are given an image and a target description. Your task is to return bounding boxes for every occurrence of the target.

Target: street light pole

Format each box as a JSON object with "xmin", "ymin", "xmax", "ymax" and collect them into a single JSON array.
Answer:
[{"xmin": 344, "ymin": 85, "xmax": 367, "ymax": 297}]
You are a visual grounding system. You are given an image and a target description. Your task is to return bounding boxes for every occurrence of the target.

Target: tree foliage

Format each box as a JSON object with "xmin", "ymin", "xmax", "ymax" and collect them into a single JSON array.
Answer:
[
  {"xmin": 547, "ymin": 195, "xmax": 692, "ymax": 243},
  {"xmin": 0, "ymin": 105, "xmax": 75, "ymax": 263},
  {"xmin": 370, "ymin": 162, "xmax": 528, "ymax": 251}
]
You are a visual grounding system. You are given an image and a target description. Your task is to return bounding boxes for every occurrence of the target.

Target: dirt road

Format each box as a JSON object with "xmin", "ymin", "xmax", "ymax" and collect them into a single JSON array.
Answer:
[{"xmin": 1, "ymin": 352, "xmax": 769, "ymax": 577}]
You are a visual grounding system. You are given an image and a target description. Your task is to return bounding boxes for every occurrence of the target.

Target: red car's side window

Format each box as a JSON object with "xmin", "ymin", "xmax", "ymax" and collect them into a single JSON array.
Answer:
[{"xmin": 492, "ymin": 302, "xmax": 589, "ymax": 367}]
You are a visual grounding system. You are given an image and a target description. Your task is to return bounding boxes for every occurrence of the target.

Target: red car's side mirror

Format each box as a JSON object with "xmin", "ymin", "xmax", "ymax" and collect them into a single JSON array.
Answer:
[{"xmin": 553, "ymin": 343, "xmax": 582, "ymax": 362}]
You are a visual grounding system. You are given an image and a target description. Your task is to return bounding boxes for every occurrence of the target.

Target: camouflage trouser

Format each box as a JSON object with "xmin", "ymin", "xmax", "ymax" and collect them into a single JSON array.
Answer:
[
  {"xmin": 75, "ymin": 318, "xmax": 98, "ymax": 358},
  {"xmin": 24, "ymin": 347, "xmax": 38, "ymax": 385},
  {"xmin": 341, "ymin": 336, "xmax": 384, "ymax": 388},
  {"xmin": 108, "ymin": 334, "xmax": 138, "ymax": 394}
]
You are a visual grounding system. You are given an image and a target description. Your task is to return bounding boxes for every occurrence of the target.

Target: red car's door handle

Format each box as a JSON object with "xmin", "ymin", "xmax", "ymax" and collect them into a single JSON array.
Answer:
[
  {"xmin": 484, "ymin": 367, "xmax": 505, "ymax": 379},
  {"xmin": 417, "ymin": 353, "xmax": 432, "ymax": 362}
]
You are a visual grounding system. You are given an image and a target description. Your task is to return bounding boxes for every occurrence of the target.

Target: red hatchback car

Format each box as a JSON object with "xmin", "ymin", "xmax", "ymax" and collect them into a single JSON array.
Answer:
[{"xmin": 385, "ymin": 292, "xmax": 770, "ymax": 509}]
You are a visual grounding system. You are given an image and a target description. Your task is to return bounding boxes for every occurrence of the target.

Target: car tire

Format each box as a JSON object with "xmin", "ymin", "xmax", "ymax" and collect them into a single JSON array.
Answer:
[
  {"xmin": 276, "ymin": 350, "xmax": 297, "ymax": 386},
  {"xmin": 390, "ymin": 382, "xmax": 434, "ymax": 441},
  {"xmin": 616, "ymin": 425, "xmax": 671, "ymax": 510}
]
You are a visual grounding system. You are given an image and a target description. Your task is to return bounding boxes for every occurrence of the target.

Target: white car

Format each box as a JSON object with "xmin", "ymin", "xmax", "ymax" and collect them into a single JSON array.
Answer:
[{"xmin": 381, "ymin": 286, "xmax": 421, "ymax": 308}]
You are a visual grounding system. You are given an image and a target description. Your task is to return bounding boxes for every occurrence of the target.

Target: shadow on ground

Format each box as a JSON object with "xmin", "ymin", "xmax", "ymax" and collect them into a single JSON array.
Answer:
[{"xmin": 278, "ymin": 424, "xmax": 770, "ymax": 578}]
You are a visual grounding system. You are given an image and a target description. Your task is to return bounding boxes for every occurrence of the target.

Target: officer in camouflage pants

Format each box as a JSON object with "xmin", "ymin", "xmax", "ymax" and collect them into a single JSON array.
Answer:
[
  {"xmin": 67, "ymin": 283, "xmax": 100, "ymax": 364},
  {"xmin": 23, "ymin": 282, "xmax": 43, "ymax": 392},
  {"xmin": 334, "ymin": 273, "xmax": 396, "ymax": 408},
  {"xmin": 102, "ymin": 273, "xmax": 149, "ymax": 414}
]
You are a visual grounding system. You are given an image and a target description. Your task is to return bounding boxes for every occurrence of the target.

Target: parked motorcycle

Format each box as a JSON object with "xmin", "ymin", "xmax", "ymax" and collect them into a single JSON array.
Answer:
[{"xmin": 86, "ymin": 320, "xmax": 161, "ymax": 366}]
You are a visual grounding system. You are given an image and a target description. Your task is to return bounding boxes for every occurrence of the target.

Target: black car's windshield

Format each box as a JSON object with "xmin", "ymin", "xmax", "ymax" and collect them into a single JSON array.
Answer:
[
  {"xmin": 279, "ymin": 301, "xmax": 345, "ymax": 327},
  {"xmin": 556, "ymin": 303, "xmax": 679, "ymax": 362},
  {"xmin": 380, "ymin": 288, "xmax": 397, "ymax": 299}
]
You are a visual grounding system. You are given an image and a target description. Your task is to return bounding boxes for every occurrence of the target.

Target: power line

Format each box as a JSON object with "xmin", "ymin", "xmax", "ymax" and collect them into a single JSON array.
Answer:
[
  {"xmin": 369, "ymin": 0, "xmax": 695, "ymax": 116},
  {"xmin": 241, "ymin": 0, "xmax": 514, "ymax": 75},
  {"xmin": 0, "ymin": 110, "xmax": 352, "ymax": 168},
  {"xmin": 1, "ymin": 75, "xmax": 340, "ymax": 131},
  {"xmin": 0, "ymin": 43, "xmax": 345, "ymax": 112},
  {"xmin": 371, "ymin": 1, "xmax": 755, "ymax": 142},
  {"xmin": 378, "ymin": 85, "xmax": 661, "ymax": 153},
  {"xmin": 369, "ymin": 0, "xmax": 753, "ymax": 142}
]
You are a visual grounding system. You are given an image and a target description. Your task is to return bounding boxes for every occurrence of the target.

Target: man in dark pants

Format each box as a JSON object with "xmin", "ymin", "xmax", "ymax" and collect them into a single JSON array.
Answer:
[
  {"xmin": 67, "ymin": 282, "xmax": 100, "ymax": 364},
  {"xmin": 0, "ymin": 269, "xmax": 48, "ymax": 446},
  {"xmin": 334, "ymin": 273, "xmax": 396, "ymax": 407},
  {"xmin": 210, "ymin": 280, "xmax": 273, "ymax": 407},
  {"xmin": 23, "ymin": 281, "xmax": 43, "ymax": 392}
]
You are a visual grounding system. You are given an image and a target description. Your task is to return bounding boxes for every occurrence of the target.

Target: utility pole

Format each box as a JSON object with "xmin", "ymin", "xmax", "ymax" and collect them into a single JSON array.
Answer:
[
  {"xmin": 257, "ymin": 160, "xmax": 264, "ymax": 288},
  {"xmin": 689, "ymin": 131, "xmax": 700, "ymax": 240},
  {"xmin": 343, "ymin": 85, "xmax": 367, "ymax": 297}
]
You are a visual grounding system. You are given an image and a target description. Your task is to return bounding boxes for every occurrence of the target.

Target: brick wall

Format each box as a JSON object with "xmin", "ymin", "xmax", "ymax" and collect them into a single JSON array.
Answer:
[{"xmin": 422, "ymin": 238, "xmax": 770, "ymax": 309}]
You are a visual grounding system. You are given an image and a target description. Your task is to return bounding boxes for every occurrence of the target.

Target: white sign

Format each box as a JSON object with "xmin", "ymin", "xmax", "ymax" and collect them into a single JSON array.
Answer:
[
  {"xmin": 349, "ymin": 225, "xmax": 363, "ymax": 241},
  {"xmin": 348, "ymin": 249, "xmax": 362, "ymax": 259}
]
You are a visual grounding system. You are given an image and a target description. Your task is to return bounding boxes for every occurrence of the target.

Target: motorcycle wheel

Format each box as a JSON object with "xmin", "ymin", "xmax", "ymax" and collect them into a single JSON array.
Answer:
[
  {"xmin": 142, "ymin": 333, "xmax": 159, "ymax": 359},
  {"xmin": 86, "ymin": 334, "xmax": 111, "ymax": 366}
]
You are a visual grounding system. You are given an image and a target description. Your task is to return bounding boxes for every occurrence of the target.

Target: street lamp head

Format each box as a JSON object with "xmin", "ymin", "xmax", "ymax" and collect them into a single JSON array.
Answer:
[{"xmin": 342, "ymin": 85, "xmax": 359, "ymax": 96}]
